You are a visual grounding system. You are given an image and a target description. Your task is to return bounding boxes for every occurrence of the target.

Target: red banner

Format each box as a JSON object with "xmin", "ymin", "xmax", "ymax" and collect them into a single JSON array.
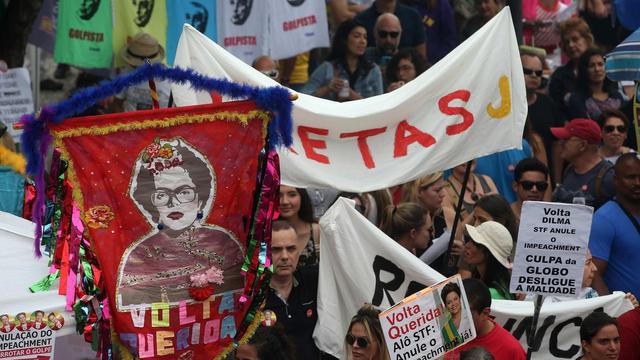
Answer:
[{"xmin": 50, "ymin": 100, "xmax": 269, "ymax": 359}]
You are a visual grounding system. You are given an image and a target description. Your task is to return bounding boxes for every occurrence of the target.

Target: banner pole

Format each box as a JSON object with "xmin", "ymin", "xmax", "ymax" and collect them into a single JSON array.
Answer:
[
  {"xmin": 443, "ymin": 160, "xmax": 473, "ymax": 269},
  {"xmin": 526, "ymin": 294, "xmax": 544, "ymax": 359}
]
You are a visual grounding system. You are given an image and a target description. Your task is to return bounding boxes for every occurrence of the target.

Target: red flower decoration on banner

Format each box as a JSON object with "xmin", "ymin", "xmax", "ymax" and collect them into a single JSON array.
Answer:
[
  {"xmin": 188, "ymin": 285, "xmax": 214, "ymax": 301},
  {"xmin": 142, "ymin": 137, "xmax": 184, "ymax": 175},
  {"xmin": 84, "ymin": 205, "xmax": 115, "ymax": 229}
]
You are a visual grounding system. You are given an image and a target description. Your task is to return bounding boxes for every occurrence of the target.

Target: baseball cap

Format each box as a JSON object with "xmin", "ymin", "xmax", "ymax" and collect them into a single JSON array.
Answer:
[
  {"xmin": 550, "ymin": 118, "xmax": 601, "ymax": 144},
  {"xmin": 465, "ymin": 221, "xmax": 513, "ymax": 269}
]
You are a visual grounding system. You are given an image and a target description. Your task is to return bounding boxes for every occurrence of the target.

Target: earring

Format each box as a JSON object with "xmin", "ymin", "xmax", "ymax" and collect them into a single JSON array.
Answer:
[
  {"xmin": 197, "ymin": 210, "xmax": 203, "ymax": 220},
  {"xmin": 157, "ymin": 223, "xmax": 164, "ymax": 230}
]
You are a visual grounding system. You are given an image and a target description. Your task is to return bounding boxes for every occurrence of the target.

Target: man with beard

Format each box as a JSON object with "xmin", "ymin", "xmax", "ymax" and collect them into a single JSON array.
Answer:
[
  {"xmin": 510, "ymin": 157, "xmax": 549, "ymax": 222},
  {"xmin": 265, "ymin": 220, "xmax": 322, "ymax": 359},
  {"xmin": 590, "ymin": 153, "xmax": 640, "ymax": 300}
]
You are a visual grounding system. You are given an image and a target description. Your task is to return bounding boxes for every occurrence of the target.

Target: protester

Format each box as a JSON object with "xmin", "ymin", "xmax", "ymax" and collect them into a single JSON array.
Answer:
[
  {"xmin": 443, "ymin": 160, "xmax": 498, "ymax": 222},
  {"xmin": 303, "ymin": 19, "xmax": 383, "ymax": 101},
  {"xmin": 278, "ymin": 186, "xmax": 320, "ymax": 269},
  {"xmin": 522, "ymin": 0, "xmax": 569, "ymax": 54},
  {"xmin": 618, "ymin": 307, "xmax": 640, "ymax": 360},
  {"xmin": 589, "ymin": 153, "xmax": 640, "ymax": 299},
  {"xmin": 355, "ymin": 0, "xmax": 427, "ymax": 59},
  {"xmin": 463, "ymin": 221, "xmax": 514, "ymax": 299},
  {"xmin": 445, "ymin": 278, "xmax": 526, "ymax": 359},
  {"xmin": 551, "ymin": 118, "xmax": 615, "ymax": 208},
  {"xmin": 384, "ymin": 48, "xmax": 429, "ymax": 92},
  {"xmin": 379, "ymin": 202, "xmax": 431, "ymax": 254},
  {"xmin": 234, "ymin": 323, "xmax": 296, "ymax": 360},
  {"xmin": 598, "ymin": 110, "xmax": 635, "ymax": 164},
  {"xmin": 278, "ymin": 52, "xmax": 310, "ymax": 92},
  {"xmin": 475, "ymin": 140, "xmax": 534, "ymax": 204},
  {"xmin": 363, "ymin": 13, "xmax": 402, "ymax": 70},
  {"xmin": 549, "ymin": 18, "xmax": 594, "ymax": 116},
  {"xmin": 344, "ymin": 304, "xmax": 390, "ymax": 360},
  {"xmin": 112, "ymin": 33, "xmax": 171, "ymax": 112},
  {"xmin": 511, "ymin": 157, "xmax": 550, "ymax": 222},
  {"xmin": 252, "ymin": 56, "xmax": 280, "ymax": 82},
  {"xmin": 402, "ymin": 0, "xmax": 458, "ymax": 64},
  {"xmin": 469, "ymin": 195, "xmax": 519, "ymax": 245},
  {"xmin": 579, "ymin": 311, "xmax": 620, "ymax": 360},
  {"xmin": 567, "ymin": 47, "xmax": 626, "ymax": 120},
  {"xmin": 461, "ymin": 0, "xmax": 503, "ymax": 39},
  {"xmin": 520, "ymin": 49, "xmax": 565, "ymax": 183},
  {"xmin": 265, "ymin": 220, "xmax": 321, "ymax": 359}
]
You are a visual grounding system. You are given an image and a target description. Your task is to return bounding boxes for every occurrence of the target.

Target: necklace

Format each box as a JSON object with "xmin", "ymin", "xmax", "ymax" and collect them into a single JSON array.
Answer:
[{"xmin": 451, "ymin": 174, "xmax": 480, "ymax": 202}]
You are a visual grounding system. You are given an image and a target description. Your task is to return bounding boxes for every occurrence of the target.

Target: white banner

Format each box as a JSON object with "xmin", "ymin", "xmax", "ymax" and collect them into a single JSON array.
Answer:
[
  {"xmin": 268, "ymin": 0, "xmax": 330, "ymax": 60},
  {"xmin": 315, "ymin": 198, "xmax": 634, "ymax": 359},
  {"xmin": 216, "ymin": 0, "xmax": 268, "ymax": 64},
  {"xmin": 0, "ymin": 68, "xmax": 33, "ymax": 142},
  {"xmin": 173, "ymin": 7, "xmax": 527, "ymax": 192}
]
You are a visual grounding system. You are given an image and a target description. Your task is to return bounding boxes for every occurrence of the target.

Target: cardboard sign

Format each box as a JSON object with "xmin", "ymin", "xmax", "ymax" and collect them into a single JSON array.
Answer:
[
  {"xmin": 510, "ymin": 201, "xmax": 592, "ymax": 297},
  {"xmin": 379, "ymin": 275, "xmax": 476, "ymax": 359},
  {"xmin": 0, "ymin": 68, "xmax": 34, "ymax": 142}
]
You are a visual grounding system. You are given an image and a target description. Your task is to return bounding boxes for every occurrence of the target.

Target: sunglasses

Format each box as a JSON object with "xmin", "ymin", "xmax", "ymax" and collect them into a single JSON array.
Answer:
[
  {"xmin": 345, "ymin": 334, "xmax": 370, "ymax": 348},
  {"xmin": 260, "ymin": 69, "xmax": 279, "ymax": 79},
  {"xmin": 603, "ymin": 125, "xmax": 626, "ymax": 134},
  {"xmin": 523, "ymin": 68, "xmax": 543, "ymax": 77},
  {"xmin": 378, "ymin": 31, "xmax": 400, "ymax": 39},
  {"xmin": 519, "ymin": 180, "xmax": 548, "ymax": 191}
]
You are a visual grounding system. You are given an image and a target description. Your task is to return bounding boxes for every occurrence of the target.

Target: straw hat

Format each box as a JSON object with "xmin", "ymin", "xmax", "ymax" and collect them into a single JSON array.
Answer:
[
  {"xmin": 465, "ymin": 221, "xmax": 513, "ymax": 269},
  {"xmin": 120, "ymin": 33, "xmax": 165, "ymax": 67}
]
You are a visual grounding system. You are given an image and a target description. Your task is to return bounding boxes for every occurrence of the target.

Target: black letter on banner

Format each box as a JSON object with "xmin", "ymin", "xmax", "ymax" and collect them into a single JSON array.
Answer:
[
  {"xmin": 511, "ymin": 315, "xmax": 556, "ymax": 351},
  {"xmin": 549, "ymin": 307, "xmax": 603, "ymax": 358},
  {"xmin": 372, "ymin": 255, "xmax": 404, "ymax": 306},
  {"xmin": 405, "ymin": 281, "xmax": 429, "ymax": 298}
]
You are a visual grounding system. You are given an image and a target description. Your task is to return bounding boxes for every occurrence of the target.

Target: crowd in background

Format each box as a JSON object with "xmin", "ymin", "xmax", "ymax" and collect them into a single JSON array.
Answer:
[{"xmin": 1, "ymin": 0, "xmax": 640, "ymax": 359}]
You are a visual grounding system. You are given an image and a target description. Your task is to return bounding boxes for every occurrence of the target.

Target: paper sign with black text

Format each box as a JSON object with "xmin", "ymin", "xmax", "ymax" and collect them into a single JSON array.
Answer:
[
  {"xmin": 0, "ymin": 68, "xmax": 33, "ymax": 142},
  {"xmin": 0, "ymin": 310, "xmax": 62, "ymax": 360},
  {"xmin": 379, "ymin": 275, "xmax": 476, "ymax": 360},
  {"xmin": 510, "ymin": 201, "xmax": 592, "ymax": 297}
]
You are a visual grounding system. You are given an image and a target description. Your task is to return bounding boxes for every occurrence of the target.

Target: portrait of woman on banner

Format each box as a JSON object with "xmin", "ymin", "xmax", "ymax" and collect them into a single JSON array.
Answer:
[
  {"xmin": 117, "ymin": 137, "xmax": 244, "ymax": 309},
  {"xmin": 440, "ymin": 282, "xmax": 471, "ymax": 334}
]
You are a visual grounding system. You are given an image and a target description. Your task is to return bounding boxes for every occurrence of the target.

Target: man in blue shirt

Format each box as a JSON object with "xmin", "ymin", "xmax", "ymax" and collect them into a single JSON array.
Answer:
[
  {"xmin": 589, "ymin": 153, "xmax": 640, "ymax": 299},
  {"xmin": 355, "ymin": 0, "xmax": 426, "ymax": 59}
]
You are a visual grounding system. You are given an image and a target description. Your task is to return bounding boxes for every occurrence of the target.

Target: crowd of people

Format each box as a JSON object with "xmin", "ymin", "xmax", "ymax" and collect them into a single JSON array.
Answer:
[{"xmin": 1, "ymin": 0, "xmax": 639, "ymax": 359}]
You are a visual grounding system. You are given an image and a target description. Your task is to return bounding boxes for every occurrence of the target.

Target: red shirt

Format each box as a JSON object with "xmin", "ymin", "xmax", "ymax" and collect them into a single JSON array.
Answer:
[
  {"xmin": 619, "ymin": 307, "xmax": 640, "ymax": 360},
  {"xmin": 445, "ymin": 319, "xmax": 526, "ymax": 360}
]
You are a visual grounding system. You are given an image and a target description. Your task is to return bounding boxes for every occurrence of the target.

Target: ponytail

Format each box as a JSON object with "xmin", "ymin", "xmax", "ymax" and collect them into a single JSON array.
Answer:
[{"xmin": 379, "ymin": 202, "xmax": 427, "ymax": 241}]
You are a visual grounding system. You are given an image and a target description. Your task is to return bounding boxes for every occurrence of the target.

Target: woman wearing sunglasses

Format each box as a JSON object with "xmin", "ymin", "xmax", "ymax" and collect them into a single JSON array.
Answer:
[
  {"xmin": 597, "ymin": 109, "xmax": 635, "ymax": 164},
  {"xmin": 303, "ymin": 19, "xmax": 383, "ymax": 101},
  {"xmin": 345, "ymin": 304, "xmax": 390, "ymax": 360}
]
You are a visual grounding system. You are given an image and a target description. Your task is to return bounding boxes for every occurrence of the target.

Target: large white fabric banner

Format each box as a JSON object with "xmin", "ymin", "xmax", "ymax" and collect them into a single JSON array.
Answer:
[
  {"xmin": 268, "ymin": 0, "xmax": 330, "ymax": 60},
  {"xmin": 174, "ymin": 8, "xmax": 526, "ymax": 192},
  {"xmin": 315, "ymin": 198, "xmax": 634, "ymax": 359},
  {"xmin": 216, "ymin": 0, "xmax": 268, "ymax": 64}
]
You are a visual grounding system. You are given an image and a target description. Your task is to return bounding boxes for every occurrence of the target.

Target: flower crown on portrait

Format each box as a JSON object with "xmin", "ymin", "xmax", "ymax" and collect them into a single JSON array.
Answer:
[{"xmin": 141, "ymin": 138, "xmax": 184, "ymax": 176}]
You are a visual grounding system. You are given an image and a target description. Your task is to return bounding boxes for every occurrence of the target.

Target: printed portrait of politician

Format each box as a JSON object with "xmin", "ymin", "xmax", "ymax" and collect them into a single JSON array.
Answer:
[
  {"xmin": 117, "ymin": 138, "xmax": 244, "ymax": 309},
  {"xmin": 0, "ymin": 314, "xmax": 14, "ymax": 333},
  {"xmin": 15, "ymin": 312, "xmax": 31, "ymax": 332},
  {"xmin": 30, "ymin": 310, "xmax": 47, "ymax": 330},
  {"xmin": 440, "ymin": 282, "xmax": 471, "ymax": 333},
  {"xmin": 47, "ymin": 313, "xmax": 64, "ymax": 330}
]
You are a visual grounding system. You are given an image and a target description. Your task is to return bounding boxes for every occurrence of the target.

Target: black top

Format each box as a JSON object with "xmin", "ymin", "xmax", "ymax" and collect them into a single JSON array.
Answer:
[
  {"xmin": 528, "ymin": 92, "xmax": 564, "ymax": 170},
  {"xmin": 265, "ymin": 266, "xmax": 321, "ymax": 360},
  {"xmin": 548, "ymin": 62, "xmax": 576, "ymax": 118}
]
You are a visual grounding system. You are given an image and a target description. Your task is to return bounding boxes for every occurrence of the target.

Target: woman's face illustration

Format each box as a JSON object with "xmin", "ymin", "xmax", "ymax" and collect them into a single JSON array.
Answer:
[{"xmin": 153, "ymin": 166, "xmax": 201, "ymax": 231}]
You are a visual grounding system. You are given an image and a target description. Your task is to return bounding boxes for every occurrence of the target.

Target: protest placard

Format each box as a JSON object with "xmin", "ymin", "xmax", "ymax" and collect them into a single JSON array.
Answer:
[
  {"xmin": 510, "ymin": 201, "xmax": 592, "ymax": 297},
  {"xmin": 0, "ymin": 68, "xmax": 34, "ymax": 142},
  {"xmin": 0, "ymin": 310, "xmax": 62, "ymax": 360},
  {"xmin": 379, "ymin": 275, "xmax": 476, "ymax": 360}
]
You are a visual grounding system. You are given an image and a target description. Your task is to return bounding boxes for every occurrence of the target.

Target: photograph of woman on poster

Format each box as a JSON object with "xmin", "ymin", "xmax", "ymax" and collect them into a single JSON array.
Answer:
[
  {"xmin": 117, "ymin": 138, "xmax": 244, "ymax": 309},
  {"xmin": 440, "ymin": 282, "xmax": 471, "ymax": 332}
]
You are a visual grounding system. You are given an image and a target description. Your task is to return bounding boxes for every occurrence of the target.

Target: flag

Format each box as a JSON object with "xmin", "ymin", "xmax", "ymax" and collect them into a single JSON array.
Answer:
[
  {"xmin": 166, "ymin": 0, "xmax": 216, "ymax": 65},
  {"xmin": 113, "ymin": 0, "xmax": 168, "ymax": 67},
  {"xmin": 48, "ymin": 100, "xmax": 270, "ymax": 359}
]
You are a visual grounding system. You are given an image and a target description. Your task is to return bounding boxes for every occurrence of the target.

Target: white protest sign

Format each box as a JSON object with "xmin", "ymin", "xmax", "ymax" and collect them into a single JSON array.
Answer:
[
  {"xmin": 510, "ymin": 201, "xmax": 592, "ymax": 297},
  {"xmin": 379, "ymin": 275, "xmax": 476, "ymax": 360},
  {"xmin": 0, "ymin": 68, "xmax": 34, "ymax": 142},
  {"xmin": 0, "ymin": 310, "xmax": 60, "ymax": 360}
]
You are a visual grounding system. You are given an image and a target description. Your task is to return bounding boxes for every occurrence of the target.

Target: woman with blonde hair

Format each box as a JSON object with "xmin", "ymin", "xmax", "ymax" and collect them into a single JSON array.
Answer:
[{"xmin": 345, "ymin": 304, "xmax": 390, "ymax": 360}]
